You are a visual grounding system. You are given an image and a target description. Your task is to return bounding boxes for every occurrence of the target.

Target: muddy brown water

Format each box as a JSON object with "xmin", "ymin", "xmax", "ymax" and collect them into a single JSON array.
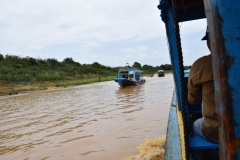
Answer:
[{"xmin": 0, "ymin": 74, "xmax": 174, "ymax": 160}]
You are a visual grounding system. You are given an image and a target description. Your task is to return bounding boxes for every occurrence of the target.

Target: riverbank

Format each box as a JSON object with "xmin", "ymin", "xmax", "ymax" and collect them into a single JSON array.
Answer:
[
  {"xmin": 0, "ymin": 72, "xmax": 173, "ymax": 96},
  {"xmin": 0, "ymin": 76, "xmax": 116, "ymax": 96}
]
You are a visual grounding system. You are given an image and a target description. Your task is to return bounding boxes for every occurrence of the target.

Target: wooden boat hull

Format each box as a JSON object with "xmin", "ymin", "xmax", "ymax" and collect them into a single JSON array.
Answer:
[
  {"xmin": 114, "ymin": 78, "xmax": 145, "ymax": 87},
  {"xmin": 117, "ymin": 79, "xmax": 145, "ymax": 87}
]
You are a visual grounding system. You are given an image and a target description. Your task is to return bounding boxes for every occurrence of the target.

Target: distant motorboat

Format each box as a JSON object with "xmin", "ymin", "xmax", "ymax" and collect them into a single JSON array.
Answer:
[
  {"xmin": 157, "ymin": 70, "xmax": 165, "ymax": 77},
  {"xmin": 114, "ymin": 68, "xmax": 146, "ymax": 87}
]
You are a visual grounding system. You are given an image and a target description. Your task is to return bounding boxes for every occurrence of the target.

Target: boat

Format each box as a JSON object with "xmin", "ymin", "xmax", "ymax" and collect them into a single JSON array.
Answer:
[
  {"xmin": 157, "ymin": 70, "xmax": 165, "ymax": 77},
  {"xmin": 157, "ymin": 0, "xmax": 240, "ymax": 159},
  {"xmin": 114, "ymin": 68, "xmax": 145, "ymax": 87}
]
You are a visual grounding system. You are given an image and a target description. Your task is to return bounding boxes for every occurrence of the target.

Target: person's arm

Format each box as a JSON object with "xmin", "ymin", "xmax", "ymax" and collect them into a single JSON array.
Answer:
[{"xmin": 188, "ymin": 69, "xmax": 202, "ymax": 105}]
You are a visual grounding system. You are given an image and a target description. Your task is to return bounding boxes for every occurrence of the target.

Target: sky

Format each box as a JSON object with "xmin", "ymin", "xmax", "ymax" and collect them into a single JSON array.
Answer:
[{"xmin": 0, "ymin": 0, "xmax": 209, "ymax": 67}]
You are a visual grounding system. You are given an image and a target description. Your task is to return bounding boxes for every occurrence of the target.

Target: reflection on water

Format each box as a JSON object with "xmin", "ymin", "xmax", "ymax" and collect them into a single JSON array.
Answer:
[{"xmin": 0, "ymin": 74, "xmax": 174, "ymax": 160}]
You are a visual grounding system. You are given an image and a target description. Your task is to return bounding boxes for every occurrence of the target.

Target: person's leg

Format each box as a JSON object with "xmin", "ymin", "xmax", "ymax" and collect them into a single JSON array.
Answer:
[
  {"xmin": 192, "ymin": 118, "xmax": 220, "ymax": 160},
  {"xmin": 193, "ymin": 118, "xmax": 204, "ymax": 137}
]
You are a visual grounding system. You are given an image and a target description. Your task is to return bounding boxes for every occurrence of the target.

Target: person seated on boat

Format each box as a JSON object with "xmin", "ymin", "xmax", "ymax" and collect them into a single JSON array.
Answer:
[
  {"xmin": 122, "ymin": 73, "xmax": 127, "ymax": 78},
  {"xmin": 188, "ymin": 27, "xmax": 219, "ymax": 143},
  {"xmin": 136, "ymin": 74, "xmax": 140, "ymax": 81},
  {"xmin": 128, "ymin": 74, "xmax": 133, "ymax": 80}
]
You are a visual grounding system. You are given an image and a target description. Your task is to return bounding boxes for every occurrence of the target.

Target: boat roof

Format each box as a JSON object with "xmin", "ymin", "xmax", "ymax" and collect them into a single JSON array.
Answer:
[
  {"xmin": 159, "ymin": 0, "xmax": 205, "ymax": 22},
  {"xmin": 118, "ymin": 67, "xmax": 143, "ymax": 72}
]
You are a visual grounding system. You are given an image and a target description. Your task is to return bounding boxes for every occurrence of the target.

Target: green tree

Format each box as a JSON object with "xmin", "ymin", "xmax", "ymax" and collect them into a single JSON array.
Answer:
[
  {"xmin": 184, "ymin": 65, "xmax": 191, "ymax": 69},
  {"xmin": 132, "ymin": 62, "xmax": 141, "ymax": 69},
  {"xmin": 160, "ymin": 64, "xmax": 172, "ymax": 70},
  {"xmin": 63, "ymin": 57, "xmax": 74, "ymax": 64},
  {"xmin": 142, "ymin": 64, "xmax": 152, "ymax": 70},
  {"xmin": 47, "ymin": 58, "xmax": 61, "ymax": 67},
  {"xmin": 0, "ymin": 54, "xmax": 4, "ymax": 61},
  {"xmin": 91, "ymin": 62, "xmax": 103, "ymax": 68}
]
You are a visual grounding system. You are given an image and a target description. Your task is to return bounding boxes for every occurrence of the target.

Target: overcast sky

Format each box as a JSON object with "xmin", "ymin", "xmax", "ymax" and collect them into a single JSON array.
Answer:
[{"xmin": 0, "ymin": 0, "xmax": 209, "ymax": 67}]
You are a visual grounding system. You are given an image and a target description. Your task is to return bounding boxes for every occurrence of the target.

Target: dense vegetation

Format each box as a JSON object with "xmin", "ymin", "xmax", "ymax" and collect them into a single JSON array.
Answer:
[
  {"xmin": 0, "ymin": 54, "xmax": 190, "ymax": 95},
  {"xmin": 131, "ymin": 62, "xmax": 191, "ymax": 74},
  {"xmin": 0, "ymin": 54, "xmax": 180, "ymax": 83},
  {"xmin": 132, "ymin": 62, "xmax": 172, "ymax": 74},
  {"xmin": 0, "ymin": 54, "xmax": 119, "ymax": 82}
]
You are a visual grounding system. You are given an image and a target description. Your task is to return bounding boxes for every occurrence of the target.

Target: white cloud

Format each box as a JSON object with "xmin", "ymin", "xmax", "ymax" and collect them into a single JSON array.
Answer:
[
  {"xmin": 0, "ymin": 0, "xmax": 207, "ymax": 67},
  {"xmin": 136, "ymin": 46, "xmax": 166, "ymax": 61},
  {"xmin": 0, "ymin": 0, "xmax": 164, "ymax": 54},
  {"xmin": 137, "ymin": 46, "xmax": 149, "ymax": 53},
  {"xmin": 121, "ymin": 48, "xmax": 135, "ymax": 53},
  {"xmin": 179, "ymin": 19, "xmax": 207, "ymax": 34}
]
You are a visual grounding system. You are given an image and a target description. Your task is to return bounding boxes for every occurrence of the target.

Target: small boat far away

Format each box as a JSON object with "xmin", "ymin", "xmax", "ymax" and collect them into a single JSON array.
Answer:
[
  {"xmin": 157, "ymin": 70, "xmax": 165, "ymax": 77},
  {"xmin": 114, "ymin": 68, "xmax": 146, "ymax": 87}
]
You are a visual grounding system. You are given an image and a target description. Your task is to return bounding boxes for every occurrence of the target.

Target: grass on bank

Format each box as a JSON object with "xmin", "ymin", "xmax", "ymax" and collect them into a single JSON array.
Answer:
[
  {"xmin": 0, "ymin": 71, "xmax": 173, "ymax": 96},
  {"xmin": 55, "ymin": 76, "xmax": 115, "ymax": 87},
  {"xmin": 0, "ymin": 76, "xmax": 116, "ymax": 96}
]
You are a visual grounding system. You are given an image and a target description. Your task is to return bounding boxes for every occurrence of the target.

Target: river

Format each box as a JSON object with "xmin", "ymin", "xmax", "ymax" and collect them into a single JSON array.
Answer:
[{"xmin": 0, "ymin": 74, "xmax": 174, "ymax": 160}]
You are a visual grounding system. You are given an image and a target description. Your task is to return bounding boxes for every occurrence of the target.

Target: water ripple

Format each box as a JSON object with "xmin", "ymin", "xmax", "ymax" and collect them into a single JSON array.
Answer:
[{"xmin": 0, "ymin": 74, "xmax": 174, "ymax": 160}]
